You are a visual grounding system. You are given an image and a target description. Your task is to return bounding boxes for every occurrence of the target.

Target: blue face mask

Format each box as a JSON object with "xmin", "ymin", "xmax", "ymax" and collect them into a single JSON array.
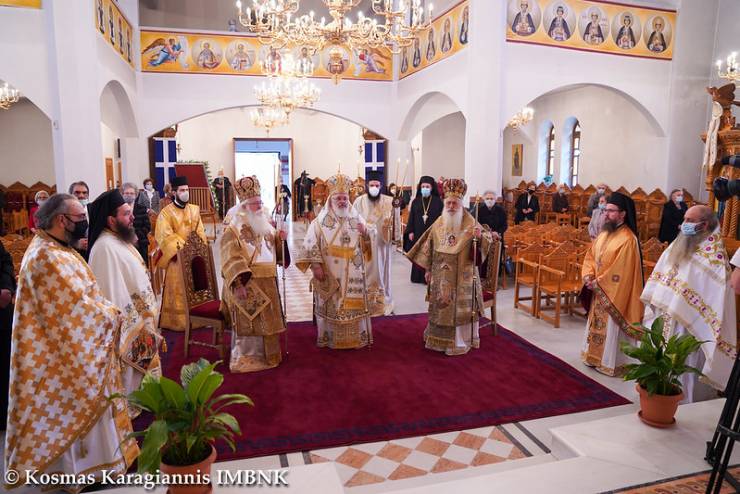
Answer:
[
  {"xmin": 598, "ymin": 203, "xmax": 606, "ymax": 210},
  {"xmin": 681, "ymin": 222, "xmax": 700, "ymax": 236},
  {"xmin": 421, "ymin": 188, "xmax": 431, "ymax": 198}
]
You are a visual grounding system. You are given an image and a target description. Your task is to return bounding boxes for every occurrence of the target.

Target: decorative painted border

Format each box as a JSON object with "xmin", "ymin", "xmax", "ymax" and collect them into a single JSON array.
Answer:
[
  {"xmin": 399, "ymin": 0, "xmax": 469, "ymax": 80},
  {"xmin": 140, "ymin": 29, "xmax": 393, "ymax": 82},
  {"xmin": 94, "ymin": 0, "xmax": 135, "ymax": 68},
  {"xmin": 0, "ymin": 0, "xmax": 41, "ymax": 8},
  {"xmin": 505, "ymin": 0, "xmax": 677, "ymax": 61}
]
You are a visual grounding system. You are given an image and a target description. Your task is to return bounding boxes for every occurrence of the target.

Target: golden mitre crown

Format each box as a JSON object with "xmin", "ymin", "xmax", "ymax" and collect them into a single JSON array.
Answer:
[
  {"xmin": 326, "ymin": 174, "xmax": 352, "ymax": 196},
  {"xmin": 235, "ymin": 176, "xmax": 261, "ymax": 201},
  {"xmin": 443, "ymin": 178, "xmax": 467, "ymax": 199}
]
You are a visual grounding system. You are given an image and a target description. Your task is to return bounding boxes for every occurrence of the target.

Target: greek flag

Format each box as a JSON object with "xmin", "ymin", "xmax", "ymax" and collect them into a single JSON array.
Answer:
[
  {"xmin": 364, "ymin": 140, "xmax": 386, "ymax": 183},
  {"xmin": 153, "ymin": 137, "xmax": 177, "ymax": 195}
]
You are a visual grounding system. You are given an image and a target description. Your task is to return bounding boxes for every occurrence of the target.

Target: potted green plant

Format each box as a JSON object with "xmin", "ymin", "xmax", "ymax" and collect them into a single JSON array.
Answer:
[
  {"xmin": 127, "ymin": 359, "xmax": 253, "ymax": 494},
  {"xmin": 620, "ymin": 316, "xmax": 704, "ymax": 428}
]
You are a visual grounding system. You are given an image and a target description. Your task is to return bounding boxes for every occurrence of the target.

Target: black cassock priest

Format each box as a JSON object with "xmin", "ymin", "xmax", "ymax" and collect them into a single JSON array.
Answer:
[
  {"xmin": 293, "ymin": 170, "xmax": 315, "ymax": 218},
  {"xmin": 403, "ymin": 175, "xmax": 443, "ymax": 284}
]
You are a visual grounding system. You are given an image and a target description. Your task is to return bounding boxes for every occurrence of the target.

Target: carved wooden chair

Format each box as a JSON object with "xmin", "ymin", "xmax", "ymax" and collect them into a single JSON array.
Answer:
[
  {"xmin": 480, "ymin": 238, "xmax": 502, "ymax": 335},
  {"xmin": 514, "ymin": 242, "xmax": 553, "ymax": 316},
  {"xmin": 536, "ymin": 242, "xmax": 583, "ymax": 328},
  {"xmin": 179, "ymin": 231, "xmax": 226, "ymax": 358}
]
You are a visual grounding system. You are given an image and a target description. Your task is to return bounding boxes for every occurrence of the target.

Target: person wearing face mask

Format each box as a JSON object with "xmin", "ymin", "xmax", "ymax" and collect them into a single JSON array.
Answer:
[
  {"xmin": 587, "ymin": 183, "xmax": 607, "ymax": 217},
  {"xmin": 588, "ymin": 195, "xmax": 608, "ymax": 239},
  {"xmin": 552, "ymin": 186, "xmax": 570, "ymax": 214},
  {"xmin": 352, "ymin": 171, "xmax": 395, "ymax": 315},
  {"xmin": 658, "ymin": 188, "xmax": 688, "ymax": 243},
  {"xmin": 155, "ymin": 176, "xmax": 208, "ymax": 331},
  {"xmin": 6, "ymin": 193, "xmax": 139, "ymax": 490},
  {"xmin": 404, "ymin": 176, "xmax": 443, "ymax": 283},
  {"xmin": 122, "ymin": 182, "xmax": 151, "ymax": 262},
  {"xmin": 514, "ymin": 185, "xmax": 540, "ymax": 224},
  {"xmin": 68, "ymin": 181, "xmax": 91, "ymax": 254},
  {"xmin": 641, "ymin": 206, "xmax": 736, "ymax": 403},
  {"xmin": 28, "ymin": 190, "xmax": 50, "ymax": 234},
  {"xmin": 137, "ymin": 177, "xmax": 160, "ymax": 214}
]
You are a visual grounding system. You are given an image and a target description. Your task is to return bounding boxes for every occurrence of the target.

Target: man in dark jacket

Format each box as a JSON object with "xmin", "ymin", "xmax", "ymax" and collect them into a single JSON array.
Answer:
[
  {"xmin": 122, "ymin": 183, "xmax": 151, "ymax": 262},
  {"xmin": 514, "ymin": 184, "xmax": 540, "ymax": 224},
  {"xmin": 552, "ymin": 186, "xmax": 569, "ymax": 213},
  {"xmin": 0, "ymin": 241, "xmax": 16, "ymax": 430},
  {"xmin": 658, "ymin": 189, "xmax": 687, "ymax": 244},
  {"xmin": 403, "ymin": 176, "xmax": 443, "ymax": 283},
  {"xmin": 471, "ymin": 190, "xmax": 507, "ymax": 281}
]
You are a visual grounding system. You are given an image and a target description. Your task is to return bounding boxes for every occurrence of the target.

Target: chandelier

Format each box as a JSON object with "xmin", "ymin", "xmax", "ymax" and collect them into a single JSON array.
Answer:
[
  {"xmin": 716, "ymin": 52, "xmax": 738, "ymax": 82},
  {"xmin": 236, "ymin": 0, "xmax": 433, "ymax": 83},
  {"xmin": 0, "ymin": 82, "xmax": 20, "ymax": 110},
  {"xmin": 507, "ymin": 107, "xmax": 534, "ymax": 131},
  {"xmin": 255, "ymin": 76, "xmax": 321, "ymax": 115},
  {"xmin": 250, "ymin": 106, "xmax": 289, "ymax": 134}
]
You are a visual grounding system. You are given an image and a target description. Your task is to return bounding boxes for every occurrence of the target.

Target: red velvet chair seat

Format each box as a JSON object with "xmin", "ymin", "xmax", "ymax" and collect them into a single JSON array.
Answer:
[
  {"xmin": 483, "ymin": 290, "xmax": 494, "ymax": 302},
  {"xmin": 189, "ymin": 300, "xmax": 224, "ymax": 319}
]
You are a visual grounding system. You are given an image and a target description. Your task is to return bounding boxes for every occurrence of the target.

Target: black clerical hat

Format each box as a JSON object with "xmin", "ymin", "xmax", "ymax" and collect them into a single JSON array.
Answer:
[
  {"xmin": 87, "ymin": 189, "xmax": 126, "ymax": 253},
  {"xmin": 366, "ymin": 170, "xmax": 383, "ymax": 183},
  {"xmin": 171, "ymin": 176, "xmax": 188, "ymax": 188}
]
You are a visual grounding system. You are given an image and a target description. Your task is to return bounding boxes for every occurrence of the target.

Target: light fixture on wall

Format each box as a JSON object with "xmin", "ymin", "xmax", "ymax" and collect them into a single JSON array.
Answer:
[
  {"xmin": 716, "ymin": 52, "xmax": 738, "ymax": 82},
  {"xmin": 0, "ymin": 82, "xmax": 20, "ymax": 110},
  {"xmin": 507, "ymin": 107, "xmax": 534, "ymax": 131},
  {"xmin": 235, "ymin": 0, "xmax": 432, "ymax": 84},
  {"xmin": 250, "ymin": 105, "xmax": 289, "ymax": 134}
]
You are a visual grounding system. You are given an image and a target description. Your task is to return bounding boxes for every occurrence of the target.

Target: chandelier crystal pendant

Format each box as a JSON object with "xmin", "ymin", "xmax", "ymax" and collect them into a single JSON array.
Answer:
[
  {"xmin": 236, "ymin": 0, "xmax": 433, "ymax": 83},
  {"xmin": 0, "ymin": 82, "xmax": 20, "ymax": 110},
  {"xmin": 507, "ymin": 107, "xmax": 535, "ymax": 131},
  {"xmin": 250, "ymin": 105, "xmax": 290, "ymax": 134},
  {"xmin": 716, "ymin": 52, "xmax": 739, "ymax": 82}
]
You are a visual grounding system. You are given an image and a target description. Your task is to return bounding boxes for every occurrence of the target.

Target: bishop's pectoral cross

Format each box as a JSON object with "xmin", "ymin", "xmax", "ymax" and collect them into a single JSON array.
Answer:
[{"xmin": 422, "ymin": 213, "xmax": 429, "ymax": 224}]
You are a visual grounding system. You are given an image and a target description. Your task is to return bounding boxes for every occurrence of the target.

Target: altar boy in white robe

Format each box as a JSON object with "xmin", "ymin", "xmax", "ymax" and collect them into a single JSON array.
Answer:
[
  {"xmin": 352, "ymin": 170, "xmax": 394, "ymax": 316},
  {"xmin": 87, "ymin": 189, "xmax": 163, "ymax": 411},
  {"xmin": 641, "ymin": 205, "xmax": 737, "ymax": 403}
]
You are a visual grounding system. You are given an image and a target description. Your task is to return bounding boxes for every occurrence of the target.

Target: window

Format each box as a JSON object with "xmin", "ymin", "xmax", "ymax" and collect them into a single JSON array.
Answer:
[
  {"xmin": 570, "ymin": 122, "xmax": 581, "ymax": 186},
  {"xmin": 546, "ymin": 125, "xmax": 555, "ymax": 177}
]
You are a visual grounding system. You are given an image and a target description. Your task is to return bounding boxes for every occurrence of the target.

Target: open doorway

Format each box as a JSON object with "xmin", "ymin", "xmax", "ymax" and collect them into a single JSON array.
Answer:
[{"xmin": 233, "ymin": 138, "xmax": 293, "ymax": 218}]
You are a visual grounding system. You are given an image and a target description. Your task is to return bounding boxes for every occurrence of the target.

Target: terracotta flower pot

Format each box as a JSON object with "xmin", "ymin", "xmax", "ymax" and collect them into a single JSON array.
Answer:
[
  {"xmin": 636, "ymin": 384, "xmax": 683, "ymax": 428},
  {"xmin": 160, "ymin": 445, "xmax": 217, "ymax": 494}
]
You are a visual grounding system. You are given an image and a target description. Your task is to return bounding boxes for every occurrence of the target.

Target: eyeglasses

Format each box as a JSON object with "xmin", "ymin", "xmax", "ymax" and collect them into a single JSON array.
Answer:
[
  {"xmin": 603, "ymin": 208, "xmax": 621, "ymax": 213},
  {"xmin": 64, "ymin": 213, "xmax": 86, "ymax": 221}
]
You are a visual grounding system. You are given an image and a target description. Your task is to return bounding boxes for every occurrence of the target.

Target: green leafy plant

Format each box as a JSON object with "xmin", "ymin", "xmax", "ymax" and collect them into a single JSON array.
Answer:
[
  {"xmin": 620, "ymin": 317, "xmax": 705, "ymax": 396},
  {"xmin": 126, "ymin": 359, "xmax": 253, "ymax": 473}
]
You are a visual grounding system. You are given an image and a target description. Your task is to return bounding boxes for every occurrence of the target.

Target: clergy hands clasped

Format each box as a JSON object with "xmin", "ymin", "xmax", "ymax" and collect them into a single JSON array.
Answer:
[
  {"xmin": 0, "ymin": 289, "xmax": 12, "ymax": 309},
  {"xmin": 234, "ymin": 285, "xmax": 249, "ymax": 300},
  {"xmin": 473, "ymin": 226, "xmax": 482, "ymax": 239}
]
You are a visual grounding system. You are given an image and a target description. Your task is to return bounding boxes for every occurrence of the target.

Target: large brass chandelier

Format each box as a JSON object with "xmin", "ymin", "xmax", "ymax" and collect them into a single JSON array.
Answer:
[
  {"xmin": 0, "ymin": 82, "xmax": 20, "ymax": 110},
  {"xmin": 250, "ymin": 106, "xmax": 289, "ymax": 134},
  {"xmin": 236, "ymin": 0, "xmax": 433, "ymax": 83},
  {"xmin": 716, "ymin": 52, "xmax": 738, "ymax": 82}
]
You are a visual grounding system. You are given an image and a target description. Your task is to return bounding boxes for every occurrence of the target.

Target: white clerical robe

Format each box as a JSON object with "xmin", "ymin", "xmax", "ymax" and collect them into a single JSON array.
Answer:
[
  {"xmin": 353, "ymin": 194, "xmax": 394, "ymax": 316},
  {"xmin": 296, "ymin": 207, "xmax": 373, "ymax": 349},
  {"xmin": 641, "ymin": 228, "xmax": 737, "ymax": 403},
  {"xmin": 88, "ymin": 230, "xmax": 162, "ymax": 403}
]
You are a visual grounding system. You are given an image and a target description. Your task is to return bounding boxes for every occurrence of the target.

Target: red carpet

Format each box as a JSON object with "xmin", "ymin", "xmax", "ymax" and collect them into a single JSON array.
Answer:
[{"xmin": 140, "ymin": 314, "xmax": 630, "ymax": 459}]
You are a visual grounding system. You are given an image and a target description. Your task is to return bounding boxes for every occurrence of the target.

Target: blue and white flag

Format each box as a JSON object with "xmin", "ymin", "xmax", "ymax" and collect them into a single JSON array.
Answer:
[
  {"xmin": 364, "ymin": 140, "xmax": 386, "ymax": 183},
  {"xmin": 153, "ymin": 137, "xmax": 177, "ymax": 195}
]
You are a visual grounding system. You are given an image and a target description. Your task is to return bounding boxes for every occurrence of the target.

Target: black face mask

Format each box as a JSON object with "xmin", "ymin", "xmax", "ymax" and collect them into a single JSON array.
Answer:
[
  {"xmin": 528, "ymin": 190, "xmax": 535, "ymax": 195},
  {"xmin": 64, "ymin": 215, "xmax": 88, "ymax": 240}
]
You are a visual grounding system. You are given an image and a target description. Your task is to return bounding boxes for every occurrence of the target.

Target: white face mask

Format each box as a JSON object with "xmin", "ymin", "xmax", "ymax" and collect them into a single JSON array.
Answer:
[
  {"xmin": 79, "ymin": 198, "xmax": 89, "ymax": 207},
  {"xmin": 597, "ymin": 188, "xmax": 606, "ymax": 194},
  {"xmin": 675, "ymin": 195, "xmax": 684, "ymax": 203},
  {"xmin": 484, "ymin": 199, "xmax": 495, "ymax": 208},
  {"xmin": 178, "ymin": 191, "xmax": 189, "ymax": 203},
  {"xmin": 368, "ymin": 186, "xmax": 380, "ymax": 197},
  {"xmin": 145, "ymin": 184, "xmax": 153, "ymax": 191}
]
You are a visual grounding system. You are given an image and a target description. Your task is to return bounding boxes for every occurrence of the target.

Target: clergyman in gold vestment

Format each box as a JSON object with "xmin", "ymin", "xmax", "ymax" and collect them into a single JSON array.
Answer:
[
  {"xmin": 155, "ymin": 175, "xmax": 207, "ymax": 331},
  {"xmin": 220, "ymin": 176, "xmax": 288, "ymax": 372},
  {"xmin": 581, "ymin": 192, "xmax": 644, "ymax": 376},
  {"xmin": 407, "ymin": 178, "xmax": 492, "ymax": 356}
]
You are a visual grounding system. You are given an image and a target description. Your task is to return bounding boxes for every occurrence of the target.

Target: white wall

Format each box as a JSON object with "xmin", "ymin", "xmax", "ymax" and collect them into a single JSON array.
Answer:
[
  {"xmin": 502, "ymin": 85, "xmax": 665, "ymax": 191},
  {"xmin": 0, "ymin": 99, "xmax": 54, "ymax": 185},
  {"xmin": 175, "ymin": 107, "xmax": 364, "ymax": 182},
  {"xmin": 420, "ymin": 111, "xmax": 466, "ymax": 182}
]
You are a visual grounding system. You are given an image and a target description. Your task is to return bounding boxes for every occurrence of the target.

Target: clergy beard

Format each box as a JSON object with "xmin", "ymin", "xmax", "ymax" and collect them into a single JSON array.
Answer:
[
  {"xmin": 367, "ymin": 191, "xmax": 381, "ymax": 202},
  {"xmin": 442, "ymin": 208, "xmax": 463, "ymax": 233},
  {"xmin": 246, "ymin": 209, "xmax": 273, "ymax": 237},
  {"xmin": 602, "ymin": 219, "xmax": 621, "ymax": 234},
  {"xmin": 114, "ymin": 219, "xmax": 136, "ymax": 244},
  {"xmin": 332, "ymin": 204, "xmax": 351, "ymax": 219},
  {"xmin": 667, "ymin": 231, "xmax": 707, "ymax": 266}
]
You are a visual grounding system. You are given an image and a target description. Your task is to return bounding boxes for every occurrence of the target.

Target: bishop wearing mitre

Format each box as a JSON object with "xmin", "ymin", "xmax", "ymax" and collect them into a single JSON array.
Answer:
[
  {"xmin": 297, "ymin": 174, "xmax": 374, "ymax": 349},
  {"xmin": 407, "ymin": 178, "xmax": 493, "ymax": 355},
  {"xmin": 220, "ymin": 176, "xmax": 289, "ymax": 372}
]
